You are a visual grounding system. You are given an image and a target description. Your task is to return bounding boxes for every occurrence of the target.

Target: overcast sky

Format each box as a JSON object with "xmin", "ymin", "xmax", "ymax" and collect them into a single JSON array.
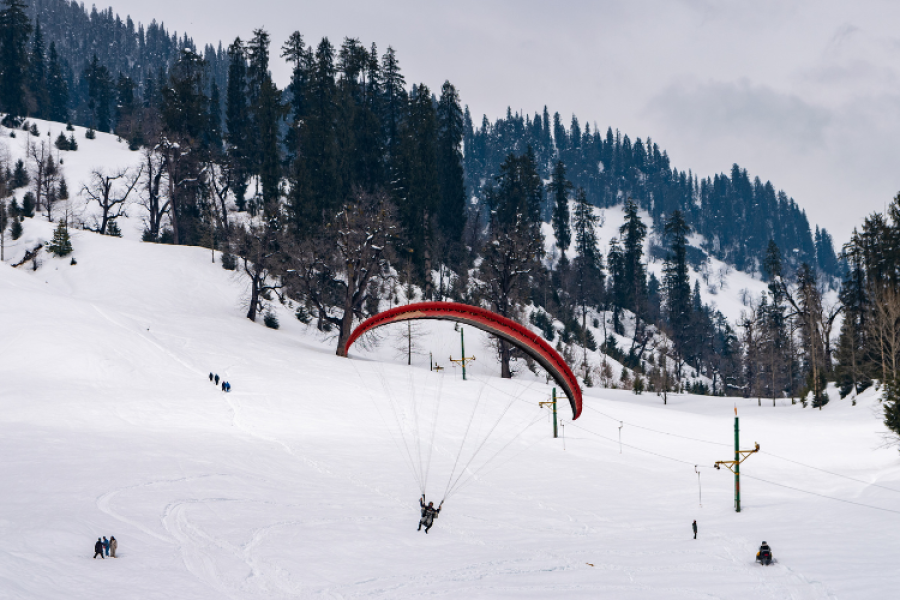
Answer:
[{"xmin": 108, "ymin": 0, "xmax": 900, "ymax": 244}]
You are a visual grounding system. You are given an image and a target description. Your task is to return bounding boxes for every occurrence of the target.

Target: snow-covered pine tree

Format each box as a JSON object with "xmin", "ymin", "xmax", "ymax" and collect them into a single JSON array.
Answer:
[{"xmin": 47, "ymin": 217, "xmax": 72, "ymax": 256}]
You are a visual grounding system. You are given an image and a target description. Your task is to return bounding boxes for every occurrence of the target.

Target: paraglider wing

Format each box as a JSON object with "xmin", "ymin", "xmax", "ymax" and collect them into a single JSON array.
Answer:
[{"xmin": 340, "ymin": 302, "xmax": 583, "ymax": 419}]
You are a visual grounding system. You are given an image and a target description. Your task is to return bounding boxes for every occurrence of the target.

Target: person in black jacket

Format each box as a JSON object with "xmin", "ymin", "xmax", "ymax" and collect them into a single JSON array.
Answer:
[
  {"xmin": 215, "ymin": 374, "xmax": 220, "ymax": 385},
  {"xmin": 418, "ymin": 495, "xmax": 442, "ymax": 533},
  {"xmin": 209, "ymin": 372, "xmax": 214, "ymax": 382},
  {"xmin": 692, "ymin": 520, "xmax": 697, "ymax": 539},
  {"xmin": 757, "ymin": 541, "xmax": 773, "ymax": 565},
  {"xmin": 93, "ymin": 538, "xmax": 104, "ymax": 559}
]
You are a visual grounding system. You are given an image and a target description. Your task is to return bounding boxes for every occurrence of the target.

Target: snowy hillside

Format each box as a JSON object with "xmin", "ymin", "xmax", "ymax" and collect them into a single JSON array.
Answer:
[{"xmin": 2, "ymin": 207, "xmax": 900, "ymax": 599}]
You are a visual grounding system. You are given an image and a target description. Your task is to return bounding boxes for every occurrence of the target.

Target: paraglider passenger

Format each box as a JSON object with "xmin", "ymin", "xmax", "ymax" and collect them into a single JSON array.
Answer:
[{"xmin": 418, "ymin": 495, "xmax": 442, "ymax": 533}]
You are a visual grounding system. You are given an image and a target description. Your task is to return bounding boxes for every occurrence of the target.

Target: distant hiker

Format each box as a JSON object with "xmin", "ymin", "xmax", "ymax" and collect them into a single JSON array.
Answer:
[
  {"xmin": 225, "ymin": 382, "xmax": 231, "ymax": 392},
  {"xmin": 692, "ymin": 520, "xmax": 697, "ymax": 539},
  {"xmin": 93, "ymin": 538, "xmax": 104, "ymax": 559},
  {"xmin": 109, "ymin": 536, "xmax": 117, "ymax": 558},
  {"xmin": 215, "ymin": 374, "xmax": 220, "ymax": 385},
  {"xmin": 418, "ymin": 495, "xmax": 442, "ymax": 533},
  {"xmin": 221, "ymin": 381, "xmax": 226, "ymax": 391},
  {"xmin": 103, "ymin": 536, "xmax": 110, "ymax": 556},
  {"xmin": 209, "ymin": 372, "xmax": 214, "ymax": 382}
]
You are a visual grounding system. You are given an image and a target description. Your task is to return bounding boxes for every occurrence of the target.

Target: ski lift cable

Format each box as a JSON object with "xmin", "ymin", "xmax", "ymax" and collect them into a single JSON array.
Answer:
[
  {"xmin": 564, "ymin": 420, "xmax": 698, "ymax": 466},
  {"xmin": 740, "ymin": 473, "xmax": 900, "ymax": 516},
  {"xmin": 581, "ymin": 404, "xmax": 730, "ymax": 447},
  {"xmin": 759, "ymin": 451, "xmax": 900, "ymax": 494},
  {"xmin": 584, "ymin": 404, "xmax": 900, "ymax": 493},
  {"xmin": 569, "ymin": 419, "xmax": 900, "ymax": 516}
]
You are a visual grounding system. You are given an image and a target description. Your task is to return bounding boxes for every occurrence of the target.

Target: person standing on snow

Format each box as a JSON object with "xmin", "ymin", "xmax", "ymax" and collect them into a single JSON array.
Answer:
[
  {"xmin": 93, "ymin": 538, "xmax": 104, "ymax": 559},
  {"xmin": 418, "ymin": 495, "xmax": 442, "ymax": 533},
  {"xmin": 102, "ymin": 536, "xmax": 110, "ymax": 556},
  {"xmin": 109, "ymin": 536, "xmax": 117, "ymax": 558},
  {"xmin": 209, "ymin": 372, "xmax": 214, "ymax": 382},
  {"xmin": 692, "ymin": 520, "xmax": 697, "ymax": 539},
  {"xmin": 226, "ymin": 382, "xmax": 231, "ymax": 392},
  {"xmin": 221, "ymin": 380, "xmax": 226, "ymax": 391},
  {"xmin": 215, "ymin": 374, "xmax": 220, "ymax": 385}
]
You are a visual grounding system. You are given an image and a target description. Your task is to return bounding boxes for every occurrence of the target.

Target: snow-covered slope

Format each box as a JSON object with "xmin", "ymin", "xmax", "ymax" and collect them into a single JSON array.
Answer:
[{"xmin": 2, "ymin": 215, "xmax": 900, "ymax": 599}]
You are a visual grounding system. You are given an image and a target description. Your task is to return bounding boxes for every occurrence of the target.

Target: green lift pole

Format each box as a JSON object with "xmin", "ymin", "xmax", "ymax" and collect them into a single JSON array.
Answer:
[
  {"xmin": 460, "ymin": 327, "xmax": 467, "ymax": 381},
  {"xmin": 539, "ymin": 388, "xmax": 559, "ymax": 438},
  {"xmin": 714, "ymin": 412, "xmax": 758, "ymax": 513},
  {"xmin": 735, "ymin": 415, "xmax": 741, "ymax": 513},
  {"xmin": 552, "ymin": 388, "xmax": 559, "ymax": 438}
]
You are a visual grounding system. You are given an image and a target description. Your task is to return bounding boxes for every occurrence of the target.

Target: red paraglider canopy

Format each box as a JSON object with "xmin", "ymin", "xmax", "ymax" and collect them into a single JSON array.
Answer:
[{"xmin": 340, "ymin": 302, "xmax": 582, "ymax": 419}]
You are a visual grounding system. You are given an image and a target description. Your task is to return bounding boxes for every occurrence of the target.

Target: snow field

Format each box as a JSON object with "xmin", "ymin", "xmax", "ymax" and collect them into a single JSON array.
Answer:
[{"xmin": 1, "ymin": 217, "xmax": 899, "ymax": 599}]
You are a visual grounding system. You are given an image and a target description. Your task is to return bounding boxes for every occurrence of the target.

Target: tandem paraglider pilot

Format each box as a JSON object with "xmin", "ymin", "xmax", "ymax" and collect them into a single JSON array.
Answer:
[{"xmin": 418, "ymin": 495, "xmax": 442, "ymax": 534}]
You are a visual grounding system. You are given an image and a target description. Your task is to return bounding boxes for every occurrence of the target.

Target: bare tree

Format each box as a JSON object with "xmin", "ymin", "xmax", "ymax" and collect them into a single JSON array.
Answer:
[
  {"xmin": 290, "ymin": 190, "xmax": 397, "ymax": 355},
  {"xmin": 206, "ymin": 160, "xmax": 232, "ymax": 236},
  {"xmin": 479, "ymin": 210, "xmax": 544, "ymax": 378},
  {"xmin": 138, "ymin": 148, "xmax": 167, "ymax": 240},
  {"xmin": 867, "ymin": 286, "xmax": 900, "ymax": 386},
  {"xmin": 232, "ymin": 216, "xmax": 286, "ymax": 322},
  {"xmin": 27, "ymin": 139, "xmax": 51, "ymax": 218},
  {"xmin": 82, "ymin": 166, "xmax": 143, "ymax": 234}
]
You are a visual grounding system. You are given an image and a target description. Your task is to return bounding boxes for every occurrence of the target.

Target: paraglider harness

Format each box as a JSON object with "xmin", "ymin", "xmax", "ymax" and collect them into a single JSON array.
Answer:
[
  {"xmin": 418, "ymin": 495, "xmax": 443, "ymax": 532},
  {"xmin": 756, "ymin": 543, "xmax": 773, "ymax": 565}
]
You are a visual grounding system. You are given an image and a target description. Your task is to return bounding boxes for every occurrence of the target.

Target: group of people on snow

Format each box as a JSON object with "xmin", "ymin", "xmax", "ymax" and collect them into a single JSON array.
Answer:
[
  {"xmin": 209, "ymin": 372, "xmax": 231, "ymax": 392},
  {"xmin": 92, "ymin": 536, "xmax": 117, "ymax": 559}
]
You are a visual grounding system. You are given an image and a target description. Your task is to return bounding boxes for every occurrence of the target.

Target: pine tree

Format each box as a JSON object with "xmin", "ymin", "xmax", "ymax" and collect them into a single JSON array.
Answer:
[
  {"xmin": 27, "ymin": 18, "xmax": 48, "ymax": 119},
  {"xmin": 45, "ymin": 41, "xmax": 68, "ymax": 121},
  {"xmin": 380, "ymin": 46, "xmax": 406, "ymax": 158},
  {"xmin": 11, "ymin": 158, "xmax": 27, "ymax": 188},
  {"xmin": 225, "ymin": 38, "xmax": 250, "ymax": 207},
  {"xmin": 395, "ymin": 83, "xmax": 439, "ymax": 275},
  {"xmin": 619, "ymin": 199, "xmax": 648, "ymax": 315},
  {"xmin": 480, "ymin": 148, "xmax": 545, "ymax": 377},
  {"xmin": 10, "ymin": 213, "xmax": 22, "ymax": 239},
  {"xmin": 47, "ymin": 217, "xmax": 72, "ymax": 256},
  {"xmin": 548, "ymin": 160, "xmax": 572, "ymax": 259},
  {"xmin": 204, "ymin": 81, "xmax": 222, "ymax": 152},
  {"xmin": 435, "ymin": 81, "xmax": 466, "ymax": 252},
  {"xmin": 571, "ymin": 186, "xmax": 603, "ymax": 365},
  {"xmin": 0, "ymin": 0, "xmax": 32, "ymax": 118},
  {"xmin": 664, "ymin": 210, "xmax": 692, "ymax": 355},
  {"xmin": 0, "ymin": 199, "xmax": 7, "ymax": 261},
  {"xmin": 84, "ymin": 54, "xmax": 113, "ymax": 132}
]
